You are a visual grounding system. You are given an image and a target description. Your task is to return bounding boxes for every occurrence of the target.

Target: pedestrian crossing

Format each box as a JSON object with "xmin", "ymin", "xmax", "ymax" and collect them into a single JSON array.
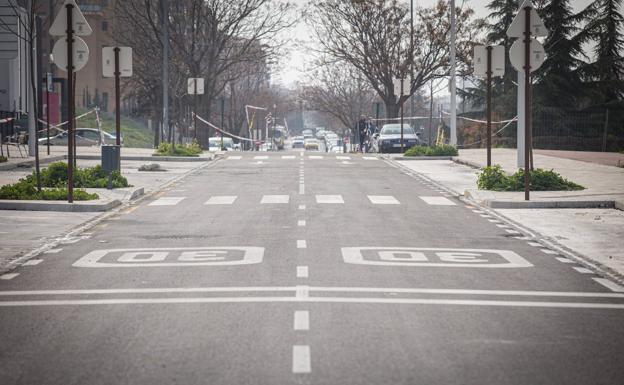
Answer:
[
  {"xmin": 225, "ymin": 155, "xmax": 379, "ymax": 161},
  {"xmin": 148, "ymin": 194, "xmax": 459, "ymax": 207}
]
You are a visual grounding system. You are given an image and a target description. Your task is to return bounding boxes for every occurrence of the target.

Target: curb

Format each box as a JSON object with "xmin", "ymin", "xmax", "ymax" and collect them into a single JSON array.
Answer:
[
  {"xmin": 0, "ymin": 155, "xmax": 65, "ymax": 171},
  {"xmin": 464, "ymin": 191, "xmax": 619, "ymax": 209},
  {"xmin": 73, "ymin": 154, "xmax": 212, "ymax": 162},
  {"xmin": 393, "ymin": 156, "xmax": 453, "ymax": 161},
  {"xmin": 0, "ymin": 198, "xmax": 121, "ymax": 212}
]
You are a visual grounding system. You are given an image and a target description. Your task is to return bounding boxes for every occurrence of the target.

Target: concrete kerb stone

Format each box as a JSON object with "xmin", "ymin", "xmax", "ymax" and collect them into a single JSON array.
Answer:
[
  {"xmin": 392, "ymin": 156, "xmax": 453, "ymax": 161},
  {"xmin": 0, "ymin": 199, "xmax": 122, "ymax": 212},
  {"xmin": 0, "ymin": 158, "xmax": 220, "ymax": 275}
]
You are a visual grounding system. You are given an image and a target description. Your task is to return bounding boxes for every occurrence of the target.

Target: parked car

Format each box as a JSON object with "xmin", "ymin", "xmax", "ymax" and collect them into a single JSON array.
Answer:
[
  {"xmin": 375, "ymin": 124, "xmax": 420, "ymax": 153},
  {"xmin": 208, "ymin": 137, "xmax": 234, "ymax": 151},
  {"xmin": 327, "ymin": 138, "xmax": 344, "ymax": 153},
  {"xmin": 291, "ymin": 136, "xmax": 305, "ymax": 149},
  {"xmin": 304, "ymin": 138, "xmax": 319, "ymax": 151},
  {"xmin": 38, "ymin": 128, "xmax": 122, "ymax": 146}
]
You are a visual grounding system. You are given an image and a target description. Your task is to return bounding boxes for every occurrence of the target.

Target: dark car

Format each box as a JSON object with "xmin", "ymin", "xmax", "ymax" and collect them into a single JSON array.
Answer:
[{"xmin": 375, "ymin": 124, "xmax": 420, "ymax": 153}]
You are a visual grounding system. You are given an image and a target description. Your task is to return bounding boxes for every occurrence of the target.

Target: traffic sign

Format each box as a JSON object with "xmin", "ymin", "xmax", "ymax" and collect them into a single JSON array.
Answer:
[
  {"xmin": 0, "ymin": 1, "xmax": 18, "ymax": 59},
  {"xmin": 102, "ymin": 47, "xmax": 133, "ymax": 78},
  {"xmin": 49, "ymin": 0, "xmax": 92, "ymax": 36},
  {"xmin": 509, "ymin": 38, "xmax": 546, "ymax": 73},
  {"xmin": 51, "ymin": 36, "xmax": 89, "ymax": 72},
  {"xmin": 507, "ymin": 0, "xmax": 547, "ymax": 38},
  {"xmin": 187, "ymin": 78, "xmax": 204, "ymax": 95},
  {"xmin": 393, "ymin": 78, "xmax": 410, "ymax": 97},
  {"xmin": 473, "ymin": 45, "xmax": 505, "ymax": 78}
]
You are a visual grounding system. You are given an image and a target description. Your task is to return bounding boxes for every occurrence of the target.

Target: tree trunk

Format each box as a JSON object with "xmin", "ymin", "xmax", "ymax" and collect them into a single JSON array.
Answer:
[{"xmin": 385, "ymin": 100, "xmax": 399, "ymax": 119}]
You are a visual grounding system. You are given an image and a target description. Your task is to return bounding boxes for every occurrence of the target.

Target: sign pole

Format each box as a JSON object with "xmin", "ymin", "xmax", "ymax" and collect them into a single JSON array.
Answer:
[
  {"xmin": 114, "ymin": 47, "xmax": 121, "ymax": 150},
  {"xmin": 400, "ymin": 79, "xmax": 404, "ymax": 152},
  {"xmin": 66, "ymin": 3, "xmax": 74, "ymax": 203},
  {"xmin": 45, "ymin": 75, "xmax": 50, "ymax": 156},
  {"xmin": 523, "ymin": 5, "xmax": 531, "ymax": 201},
  {"xmin": 194, "ymin": 80, "xmax": 198, "ymax": 142},
  {"xmin": 486, "ymin": 46, "xmax": 492, "ymax": 167}
]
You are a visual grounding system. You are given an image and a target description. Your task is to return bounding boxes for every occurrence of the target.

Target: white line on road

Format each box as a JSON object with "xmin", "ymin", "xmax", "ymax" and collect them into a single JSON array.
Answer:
[
  {"xmin": 367, "ymin": 195, "xmax": 400, "ymax": 205},
  {"xmin": 298, "ymin": 205, "xmax": 306, "ymax": 210},
  {"xmin": 0, "ymin": 273, "xmax": 19, "ymax": 280},
  {"xmin": 556, "ymin": 257, "xmax": 574, "ymax": 263},
  {"xmin": 573, "ymin": 267, "xmax": 594, "ymax": 274},
  {"xmin": 21, "ymin": 259, "xmax": 43, "ymax": 266},
  {"xmin": 505, "ymin": 229, "xmax": 521, "ymax": 234},
  {"xmin": 299, "ymin": 184, "xmax": 305, "ymax": 195},
  {"xmin": 205, "ymin": 196, "xmax": 237, "ymax": 205},
  {"xmin": 297, "ymin": 266, "xmax": 309, "ymax": 278},
  {"xmin": 227, "ymin": 156, "xmax": 242, "ymax": 160},
  {"xmin": 297, "ymin": 240, "xmax": 307, "ymax": 249},
  {"xmin": 336, "ymin": 156, "xmax": 350, "ymax": 160},
  {"xmin": 261, "ymin": 195, "xmax": 289, "ymax": 204},
  {"xmin": 496, "ymin": 224, "xmax": 509, "ymax": 228},
  {"xmin": 593, "ymin": 278, "xmax": 624, "ymax": 293},
  {"xmin": 363, "ymin": 156, "xmax": 377, "ymax": 160},
  {"xmin": 540, "ymin": 249, "xmax": 559, "ymax": 255},
  {"xmin": 254, "ymin": 156, "xmax": 269, "ymax": 160},
  {"xmin": 282, "ymin": 155, "xmax": 296, "ymax": 159},
  {"xmin": 294, "ymin": 310, "xmax": 310, "ymax": 331},
  {"xmin": 298, "ymin": 220, "xmax": 306, "ymax": 227},
  {"xmin": 308, "ymin": 156, "xmax": 323, "ymax": 160},
  {"xmin": 44, "ymin": 249, "xmax": 62, "ymax": 254},
  {"xmin": 149, "ymin": 197, "xmax": 185, "ymax": 206},
  {"xmin": 528, "ymin": 242, "xmax": 542, "ymax": 247},
  {"xmin": 293, "ymin": 345, "xmax": 311, "ymax": 374},
  {"xmin": 419, "ymin": 196, "xmax": 456, "ymax": 206},
  {"xmin": 316, "ymin": 195, "xmax": 344, "ymax": 204}
]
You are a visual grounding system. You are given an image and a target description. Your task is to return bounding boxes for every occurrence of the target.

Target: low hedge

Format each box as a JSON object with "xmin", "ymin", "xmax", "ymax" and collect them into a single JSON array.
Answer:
[
  {"xmin": 0, "ymin": 155, "xmax": 7, "ymax": 163},
  {"xmin": 477, "ymin": 165, "xmax": 585, "ymax": 191},
  {"xmin": 22, "ymin": 162, "xmax": 130, "ymax": 189},
  {"xmin": 404, "ymin": 145, "xmax": 458, "ymax": 157},
  {"xmin": 0, "ymin": 180, "xmax": 98, "ymax": 200},
  {"xmin": 155, "ymin": 141, "xmax": 202, "ymax": 156}
]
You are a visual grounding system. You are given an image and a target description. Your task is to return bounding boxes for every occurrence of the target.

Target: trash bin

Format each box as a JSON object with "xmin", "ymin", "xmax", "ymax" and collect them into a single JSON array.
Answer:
[{"xmin": 102, "ymin": 145, "xmax": 121, "ymax": 172}]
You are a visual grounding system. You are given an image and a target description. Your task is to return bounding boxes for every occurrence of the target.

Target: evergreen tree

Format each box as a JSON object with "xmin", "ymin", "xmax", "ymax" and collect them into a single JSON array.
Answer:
[
  {"xmin": 486, "ymin": 0, "xmax": 518, "ymax": 93},
  {"xmin": 534, "ymin": 0, "xmax": 592, "ymax": 107},
  {"xmin": 582, "ymin": 0, "xmax": 624, "ymax": 103}
]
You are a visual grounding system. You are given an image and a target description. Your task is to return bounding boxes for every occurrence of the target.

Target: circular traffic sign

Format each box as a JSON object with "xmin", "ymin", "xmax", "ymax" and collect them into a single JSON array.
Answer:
[
  {"xmin": 509, "ymin": 38, "xmax": 546, "ymax": 73},
  {"xmin": 52, "ymin": 36, "xmax": 90, "ymax": 72}
]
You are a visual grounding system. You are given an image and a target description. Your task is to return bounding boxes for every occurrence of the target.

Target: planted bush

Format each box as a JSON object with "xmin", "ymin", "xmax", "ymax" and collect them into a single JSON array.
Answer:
[
  {"xmin": 155, "ymin": 141, "xmax": 202, "ymax": 156},
  {"xmin": 22, "ymin": 162, "xmax": 130, "ymax": 189},
  {"xmin": 0, "ymin": 155, "xmax": 7, "ymax": 163},
  {"xmin": 404, "ymin": 145, "xmax": 458, "ymax": 157},
  {"xmin": 477, "ymin": 165, "xmax": 584, "ymax": 191},
  {"xmin": 0, "ymin": 179, "xmax": 98, "ymax": 200}
]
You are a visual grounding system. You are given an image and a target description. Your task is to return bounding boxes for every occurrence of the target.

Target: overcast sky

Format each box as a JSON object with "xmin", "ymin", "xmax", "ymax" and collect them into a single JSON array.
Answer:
[{"xmin": 276, "ymin": 0, "xmax": 596, "ymax": 87}]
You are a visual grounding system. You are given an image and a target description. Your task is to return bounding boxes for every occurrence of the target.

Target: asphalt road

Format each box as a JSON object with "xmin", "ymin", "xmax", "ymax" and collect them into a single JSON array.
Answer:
[{"xmin": 1, "ymin": 150, "xmax": 623, "ymax": 385}]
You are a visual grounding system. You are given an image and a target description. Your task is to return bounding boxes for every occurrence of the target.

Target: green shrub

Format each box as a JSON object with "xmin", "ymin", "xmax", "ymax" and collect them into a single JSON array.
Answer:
[
  {"xmin": 155, "ymin": 140, "xmax": 202, "ymax": 156},
  {"xmin": 0, "ymin": 155, "xmax": 7, "ymax": 163},
  {"xmin": 0, "ymin": 179, "xmax": 98, "ymax": 200},
  {"xmin": 22, "ymin": 162, "xmax": 130, "ymax": 189},
  {"xmin": 477, "ymin": 165, "xmax": 585, "ymax": 191},
  {"xmin": 404, "ymin": 145, "xmax": 458, "ymax": 157}
]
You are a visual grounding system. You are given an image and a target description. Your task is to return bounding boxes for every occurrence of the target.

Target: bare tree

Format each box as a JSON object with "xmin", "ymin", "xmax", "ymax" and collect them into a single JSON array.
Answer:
[
  {"xmin": 307, "ymin": 0, "xmax": 483, "ymax": 118},
  {"xmin": 303, "ymin": 59, "xmax": 377, "ymax": 133}
]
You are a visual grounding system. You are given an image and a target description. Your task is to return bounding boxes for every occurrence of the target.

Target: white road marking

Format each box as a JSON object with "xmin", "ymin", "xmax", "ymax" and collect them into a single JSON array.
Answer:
[
  {"xmin": 0, "ymin": 273, "xmax": 19, "ymax": 280},
  {"xmin": 297, "ymin": 266, "xmax": 309, "ymax": 278},
  {"xmin": 149, "ymin": 197, "xmax": 185, "ymax": 206},
  {"xmin": 254, "ymin": 156, "xmax": 268, "ymax": 160},
  {"xmin": 228, "ymin": 156, "xmax": 242, "ymax": 160},
  {"xmin": 296, "ymin": 286, "xmax": 309, "ymax": 299},
  {"xmin": 341, "ymin": 161, "xmax": 354, "ymax": 165},
  {"xmin": 573, "ymin": 267, "xmax": 594, "ymax": 274},
  {"xmin": 505, "ymin": 229, "xmax": 521, "ymax": 234},
  {"xmin": 556, "ymin": 257, "xmax": 574, "ymax": 263},
  {"xmin": 593, "ymin": 278, "xmax": 624, "ymax": 293},
  {"xmin": 292, "ymin": 345, "xmax": 311, "ymax": 374},
  {"xmin": 363, "ymin": 156, "xmax": 377, "ymax": 160},
  {"xmin": 496, "ymin": 224, "xmax": 509, "ymax": 228},
  {"xmin": 336, "ymin": 156, "xmax": 350, "ymax": 160},
  {"xmin": 299, "ymin": 184, "xmax": 305, "ymax": 195},
  {"xmin": 44, "ymin": 249, "xmax": 62, "ymax": 254},
  {"xmin": 254, "ymin": 161, "xmax": 264, "ymax": 165},
  {"xmin": 2, "ymin": 297, "xmax": 623, "ymax": 309},
  {"xmin": 297, "ymin": 240, "xmax": 307, "ymax": 249},
  {"xmin": 419, "ymin": 196, "xmax": 456, "ymax": 206},
  {"xmin": 298, "ymin": 220, "xmax": 306, "ymax": 227},
  {"xmin": 294, "ymin": 310, "xmax": 310, "ymax": 331},
  {"xmin": 299, "ymin": 205, "xmax": 306, "ymax": 210},
  {"xmin": 316, "ymin": 195, "xmax": 344, "ymax": 204},
  {"xmin": 368, "ymin": 195, "xmax": 400, "ymax": 205},
  {"xmin": 540, "ymin": 249, "xmax": 559, "ymax": 255},
  {"xmin": 308, "ymin": 156, "xmax": 323, "ymax": 160},
  {"xmin": 22, "ymin": 259, "xmax": 43, "ymax": 266},
  {"xmin": 282, "ymin": 155, "xmax": 296, "ymax": 159},
  {"xmin": 261, "ymin": 195, "xmax": 289, "ymax": 204},
  {"xmin": 528, "ymin": 242, "xmax": 542, "ymax": 247},
  {"xmin": 480, "ymin": 214, "xmax": 491, "ymax": 218},
  {"xmin": 487, "ymin": 219, "xmax": 499, "ymax": 223},
  {"xmin": 205, "ymin": 196, "xmax": 237, "ymax": 205},
  {"xmin": 472, "ymin": 210, "xmax": 484, "ymax": 213}
]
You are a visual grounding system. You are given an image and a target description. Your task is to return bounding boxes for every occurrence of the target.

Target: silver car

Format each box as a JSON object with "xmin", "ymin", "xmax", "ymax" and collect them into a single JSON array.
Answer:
[{"xmin": 375, "ymin": 124, "xmax": 420, "ymax": 153}]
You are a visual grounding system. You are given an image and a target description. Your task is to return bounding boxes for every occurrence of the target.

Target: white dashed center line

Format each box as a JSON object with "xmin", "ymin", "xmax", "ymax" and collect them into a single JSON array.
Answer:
[
  {"xmin": 297, "ymin": 240, "xmax": 307, "ymax": 249},
  {"xmin": 294, "ymin": 311, "xmax": 310, "ymax": 331},
  {"xmin": 298, "ymin": 220, "xmax": 306, "ymax": 227},
  {"xmin": 299, "ymin": 205, "xmax": 306, "ymax": 210},
  {"xmin": 297, "ymin": 266, "xmax": 309, "ymax": 278},
  {"xmin": 292, "ymin": 345, "xmax": 311, "ymax": 374}
]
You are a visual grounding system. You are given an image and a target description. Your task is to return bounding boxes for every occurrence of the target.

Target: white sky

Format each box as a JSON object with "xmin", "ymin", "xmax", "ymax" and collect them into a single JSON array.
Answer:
[{"xmin": 276, "ymin": 0, "xmax": 595, "ymax": 87}]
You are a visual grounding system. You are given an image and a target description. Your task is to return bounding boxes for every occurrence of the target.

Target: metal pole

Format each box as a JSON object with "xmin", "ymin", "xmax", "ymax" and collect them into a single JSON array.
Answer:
[
  {"xmin": 46, "ymin": 74, "xmax": 50, "ymax": 155},
  {"xmin": 114, "ymin": 47, "xmax": 121, "ymax": 148},
  {"xmin": 449, "ymin": 0, "xmax": 457, "ymax": 146},
  {"xmin": 400, "ymin": 80, "xmax": 404, "ymax": 152},
  {"xmin": 161, "ymin": 0, "xmax": 170, "ymax": 147},
  {"xmin": 524, "ymin": 6, "xmax": 531, "ymax": 201},
  {"xmin": 194, "ymin": 80, "xmax": 197, "ymax": 142},
  {"xmin": 66, "ymin": 3, "xmax": 74, "ymax": 203},
  {"xmin": 486, "ymin": 46, "xmax": 492, "ymax": 167},
  {"xmin": 221, "ymin": 96, "xmax": 225, "ymax": 150}
]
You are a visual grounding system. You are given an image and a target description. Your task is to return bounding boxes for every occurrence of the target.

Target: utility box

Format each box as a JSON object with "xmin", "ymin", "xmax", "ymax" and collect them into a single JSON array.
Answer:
[{"xmin": 102, "ymin": 145, "xmax": 120, "ymax": 172}]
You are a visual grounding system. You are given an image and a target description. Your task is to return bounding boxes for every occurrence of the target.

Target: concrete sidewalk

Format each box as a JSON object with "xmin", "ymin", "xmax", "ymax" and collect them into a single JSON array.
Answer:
[{"xmin": 393, "ymin": 150, "xmax": 624, "ymax": 278}]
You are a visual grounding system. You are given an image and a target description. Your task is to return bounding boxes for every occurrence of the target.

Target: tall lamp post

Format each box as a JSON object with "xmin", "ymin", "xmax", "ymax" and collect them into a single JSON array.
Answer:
[{"xmin": 449, "ymin": 0, "xmax": 457, "ymax": 146}]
